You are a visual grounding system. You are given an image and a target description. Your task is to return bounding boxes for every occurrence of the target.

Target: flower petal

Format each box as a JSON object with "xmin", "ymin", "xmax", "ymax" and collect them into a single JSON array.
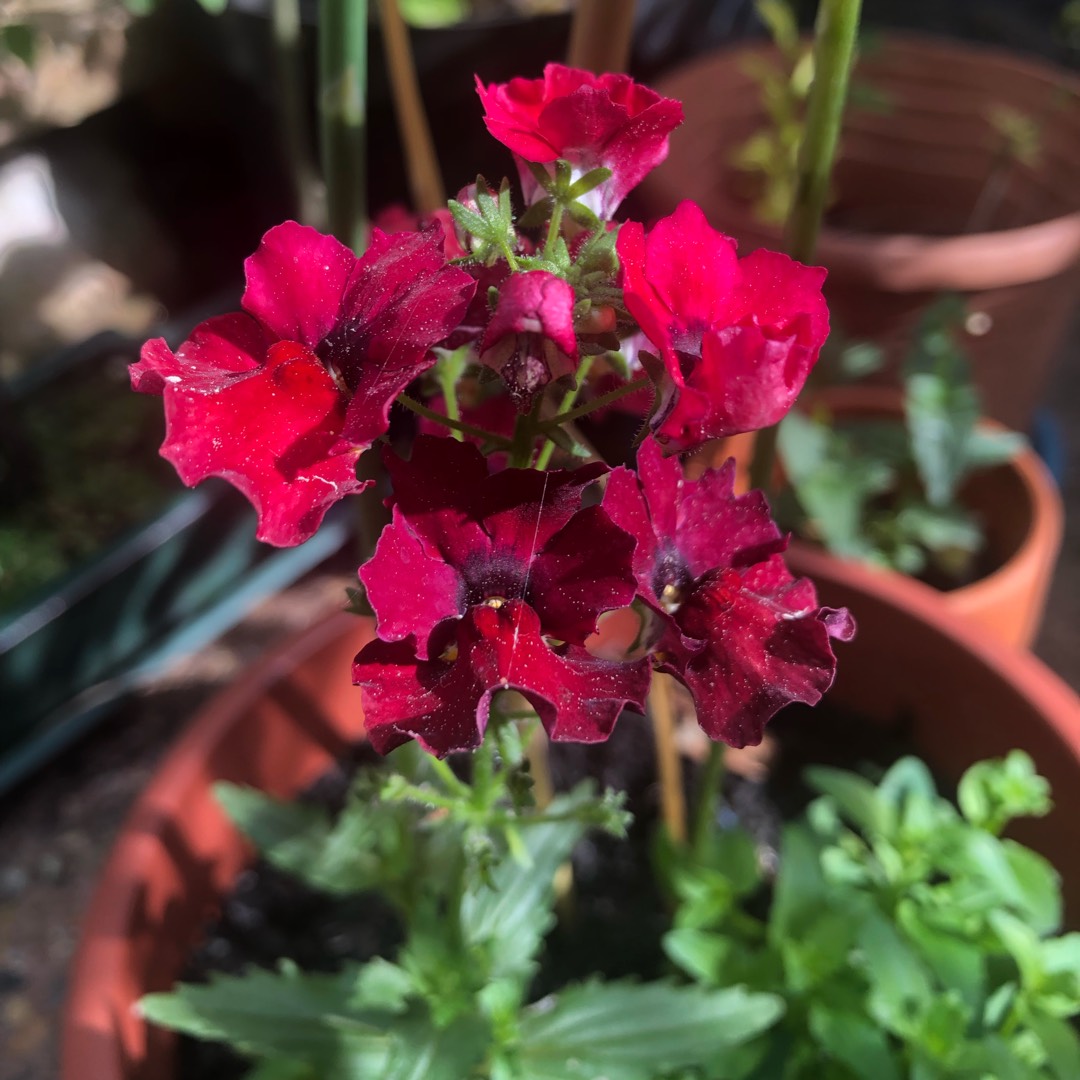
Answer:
[
  {"xmin": 353, "ymin": 600, "xmax": 651, "ymax": 756},
  {"xmin": 663, "ymin": 558, "xmax": 851, "ymax": 747},
  {"xmin": 358, "ymin": 506, "xmax": 465, "ymax": 658},
  {"xmin": 159, "ymin": 339, "xmax": 365, "ymax": 546},
  {"xmin": 241, "ymin": 221, "xmax": 357, "ymax": 349},
  {"xmin": 528, "ymin": 505, "xmax": 638, "ymax": 644}
]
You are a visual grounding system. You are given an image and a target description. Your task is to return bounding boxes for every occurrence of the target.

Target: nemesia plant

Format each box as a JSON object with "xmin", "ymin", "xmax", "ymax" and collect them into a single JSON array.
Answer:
[{"xmin": 133, "ymin": 61, "xmax": 861, "ymax": 1079}]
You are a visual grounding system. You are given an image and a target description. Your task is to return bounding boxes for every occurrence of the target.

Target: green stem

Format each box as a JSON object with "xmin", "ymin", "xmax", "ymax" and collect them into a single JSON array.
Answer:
[
  {"xmin": 750, "ymin": 0, "xmax": 863, "ymax": 496},
  {"xmin": 319, "ymin": 0, "xmax": 368, "ymax": 252},
  {"xmin": 272, "ymin": 0, "xmax": 318, "ymax": 224},
  {"xmin": 535, "ymin": 353, "xmax": 596, "ymax": 470},
  {"xmin": 429, "ymin": 756, "xmax": 472, "ymax": 801},
  {"xmin": 536, "ymin": 373, "xmax": 651, "ymax": 432},
  {"xmin": 785, "ymin": 0, "xmax": 862, "ymax": 264},
  {"xmin": 397, "ymin": 393, "xmax": 513, "ymax": 448},
  {"xmin": 508, "ymin": 397, "xmax": 543, "ymax": 468},
  {"xmin": 692, "ymin": 741, "xmax": 725, "ymax": 856},
  {"xmin": 543, "ymin": 201, "xmax": 565, "ymax": 258}
]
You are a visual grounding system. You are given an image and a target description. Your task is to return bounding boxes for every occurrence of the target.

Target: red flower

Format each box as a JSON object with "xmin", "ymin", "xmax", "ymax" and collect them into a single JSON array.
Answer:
[
  {"xmin": 130, "ymin": 221, "xmax": 475, "ymax": 546},
  {"xmin": 603, "ymin": 438, "xmax": 853, "ymax": 748},
  {"xmin": 479, "ymin": 270, "xmax": 578, "ymax": 409},
  {"xmin": 618, "ymin": 201, "xmax": 829, "ymax": 453},
  {"xmin": 353, "ymin": 435, "xmax": 649, "ymax": 755},
  {"xmin": 475, "ymin": 64, "xmax": 683, "ymax": 219},
  {"xmin": 373, "ymin": 202, "xmax": 466, "ymax": 259}
]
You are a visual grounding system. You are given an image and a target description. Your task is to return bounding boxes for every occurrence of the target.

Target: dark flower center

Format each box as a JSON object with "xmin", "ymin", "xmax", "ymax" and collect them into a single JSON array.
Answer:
[
  {"xmin": 462, "ymin": 548, "xmax": 529, "ymax": 609},
  {"xmin": 651, "ymin": 544, "xmax": 694, "ymax": 612}
]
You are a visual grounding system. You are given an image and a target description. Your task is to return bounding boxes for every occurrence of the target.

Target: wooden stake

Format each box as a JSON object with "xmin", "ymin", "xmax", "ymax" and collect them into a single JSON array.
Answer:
[
  {"xmin": 649, "ymin": 672, "xmax": 687, "ymax": 844},
  {"xmin": 377, "ymin": 0, "xmax": 445, "ymax": 213},
  {"xmin": 567, "ymin": 0, "xmax": 636, "ymax": 74}
]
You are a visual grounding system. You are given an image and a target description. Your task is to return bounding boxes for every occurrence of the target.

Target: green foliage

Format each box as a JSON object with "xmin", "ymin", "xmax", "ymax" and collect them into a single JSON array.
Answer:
[
  {"xmin": 512, "ymin": 980, "xmax": 783, "ymax": 1079},
  {"xmin": 449, "ymin": 177, "xmax": 521, "ymax": 267},
  {"xmin": 147, "ymin": 722, "xmax": 779, "ymax": 1078},
  {"xmin": 397, "ymin": 0, "xmax": 471, "ymax": 28},
  {"xmin": 0, "ymin": 24, "xmax": 35, "ymax": 66},
  {"xmin": 661, "ymin": 752, "xmax": 1078, "ymax": 1079},
  {"xmin": 777, "ymin": 297, "xmax": 1025, "ymax": 582}
]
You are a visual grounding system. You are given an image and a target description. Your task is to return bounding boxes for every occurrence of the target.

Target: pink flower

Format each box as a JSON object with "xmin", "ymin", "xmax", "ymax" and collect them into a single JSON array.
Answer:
[
  {"xmin": 475, "ymin": 64, "xmax": 683, "ymax": 219},
  {"xmin": 603, "ymin": 438, "xmax": 854, "ymax": 748},
  {"xmin": 479, "ymin": 270, "xmax": 578, "ymax": 409},
  {"xmin": 353, "ymin": 435, "xmax": 649, "ymax": 756},
  {"xmin": 618, "ymin": 201, "xmax": 829, "ymax": 453},
  {"xmin": 130, "ymin": 221, "xmax": 475, "ymax": 546}
]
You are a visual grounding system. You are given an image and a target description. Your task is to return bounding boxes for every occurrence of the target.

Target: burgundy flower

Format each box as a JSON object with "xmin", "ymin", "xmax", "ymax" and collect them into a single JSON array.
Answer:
[
  {"xmin": 353, "ymin": 435, "xmax": 649, "ymax": 755},
  {"xmin": 131, "ymin": 221, "xmax": 475, "ymax": 545},
  {"xmin": 354, "ymin": 601, "xmax": 651, "ymax": 757},
  {"xmin": 475, "ymin": 64, "xmax": 683, "ymax": 219},
  {"xmin": 603, "ymin": 438, "xmax": 854, "ymax": 748},
  {"xmin": 618, "ymin": 200, "xmax": 829, "ymax": 453},
  {"xmin": 479, "ymin": 270, "xmax": 578, "ymax": 409},
  {"xmin": 373, "ymin": 203, "xmax": 466, "ymax": 259}
]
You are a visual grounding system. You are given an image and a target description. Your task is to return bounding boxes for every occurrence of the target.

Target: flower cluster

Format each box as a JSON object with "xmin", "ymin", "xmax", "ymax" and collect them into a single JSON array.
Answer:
[{"xmin": 132, "ymin": 63, "xmax": 851, "ymax": 756}]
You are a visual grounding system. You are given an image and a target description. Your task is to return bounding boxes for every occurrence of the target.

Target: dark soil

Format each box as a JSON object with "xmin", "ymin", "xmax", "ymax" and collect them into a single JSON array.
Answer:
[{"xmin": 176, "ymin": 702, "xmax": 918, "ymax": 1079}]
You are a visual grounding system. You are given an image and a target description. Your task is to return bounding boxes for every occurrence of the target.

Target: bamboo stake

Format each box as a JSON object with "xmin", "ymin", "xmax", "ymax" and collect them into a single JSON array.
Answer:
[
  {"xmin": 567, "ymin": 0, "xmax": 636, "ymax": 74},
  {"xmin": 377, "ymin": 0, "xmax": 445, "ymax": 213},
  {"xmin": 649, "ymin": 672, "xmax": 687, "ymax": 844}
]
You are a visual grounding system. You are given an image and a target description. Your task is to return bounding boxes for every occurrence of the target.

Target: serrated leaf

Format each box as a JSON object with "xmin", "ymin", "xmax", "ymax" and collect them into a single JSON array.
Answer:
[
  {"xmin": 380, "ymin": 1008, "xmax": 490, "ymax": 1080},
  {"xmin": 461, "ymin": 786, "xmax": 591, "ymax": 983},
  {"xmin": 214, "ymin": 783, "xmax": 384, "ymax": 896},
  {"xmin": 517, "ymin": 980, "xmax": 783, "ymax": 1079},
  {"xmin": 140, "ymin": 963, "xmax": 393, "ymax": 1075}
]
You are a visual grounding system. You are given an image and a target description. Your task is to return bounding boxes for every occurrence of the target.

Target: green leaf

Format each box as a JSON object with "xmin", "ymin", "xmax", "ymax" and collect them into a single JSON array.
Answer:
[
  {"xmin": 858, "ymin": 910, "xmax": 934, "ymax": 1033},
  {"xmin": 664, "ymin": 927, "xmax": 732, "ymax": 984},
  {"xmin": 808, "ymin": 1005, "xmax": 901, "ymax": 1080},
  {"xmin": 0, "ymin": 25, "xmax": 35, "ymax": 66},
  {"xmin": 897, "ymin": 900, "xmax": 985, "ymax": 1009},
  {"xmin": 140, "ymin": 962, "xmax": 393, "ymax": 1075},
  {"xmin": 964, "ymin": 428, "xmax": 1026, "ymax": 470},
  {"xmin": 566, "ymin": 167, "xmax": 613, "ymax": 200},
  {"xmin": 461, "ymin": 786, "xmax": 590, "ymax": 983},
  {"xmin": 397, "ymin": 0, "xmax": 470, "ymax": 27},
  {"xmin": 755, "ymin": 0, "xmax": 799, "ymax": 53},
  {"xmin": 1001, "ymin": 840, "xmax": 1061, "ymax": 935},
  {"xmin": 214, "ymin": 783, "xmax": 384, "ymax": 896},
  {"xmin": 243, "ymin": 1060, "xmax": 316, "ymax": 1080},
  {"xmin": 517, "ymin": 980, "xmax": 783, "ymax": 1079},
  {"xmin": 957, "ymin": 751, "xmax": 1052, "ymax": 836},
  {"xmin": 380, "ymin": 1008, "xmax": 490, "ymax": 1080},
  {"xmin": 194, "ymin": 0, "xmax": 229, "ymax": 12},
  {"xmin": 805, "ymin": 765, "xmax": 892, "ymax": 836},
  {"xmin": 1027, "ymin": 1013, "xmax": 1080, "ymax": 1079},
  {"xmin": 770, "ymin": 824, "xmax": 828, "ymax": 939}
]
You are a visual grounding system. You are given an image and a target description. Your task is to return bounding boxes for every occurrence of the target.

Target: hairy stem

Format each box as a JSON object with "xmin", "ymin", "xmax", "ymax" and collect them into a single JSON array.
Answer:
[
  {"xmin": 535, "ymin": 354, "xmax": 596, "ymax": 470},
  {"xmin": 397, "ymin": 393, "xmax": 513, "ymax": 448}
]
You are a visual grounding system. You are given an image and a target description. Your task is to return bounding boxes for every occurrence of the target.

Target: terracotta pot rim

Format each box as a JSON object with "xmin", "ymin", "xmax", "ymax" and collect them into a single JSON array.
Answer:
[
  {"xmin": 799, "ymin": 384, "xmax": 1063, "ymax": 608},
  {"xmin": 652, "ymin": 32, "xmax": 1080, "ymax": 290},
  {"xmin": 61, "ymin": 607, "xmax": 361, "ymax": 1079}
]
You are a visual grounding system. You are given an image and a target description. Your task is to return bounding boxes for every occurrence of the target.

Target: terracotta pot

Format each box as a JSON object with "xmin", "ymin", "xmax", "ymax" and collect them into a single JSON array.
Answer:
[
  {"xmin": 61, "ymin": 610, "xmax": 375, "ymax": 1080},
  {"xmin": 637, "ymin": 34, "xmax": 1080, "ymax": 431},
  {"xmin": 64, "ymin": 576, "xmax": 1080, "ymax": 1079},
  {"xmin": 787, "ymin": 385, "xmax": 1063, "ymax": 649}
]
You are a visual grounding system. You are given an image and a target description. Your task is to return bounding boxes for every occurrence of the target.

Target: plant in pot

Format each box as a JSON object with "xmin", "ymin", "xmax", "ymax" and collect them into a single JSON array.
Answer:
[
  {"xmin": 772, "ymin": 294, "xmax": 1063, "ymax": 648},
  {"xmin": 61, "ymin": 2, "xmax": 1080, "ymax": 1077},
  {"xmin": 635, "ymin": 2, "xmax": 1080, "ymax": 433}
]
